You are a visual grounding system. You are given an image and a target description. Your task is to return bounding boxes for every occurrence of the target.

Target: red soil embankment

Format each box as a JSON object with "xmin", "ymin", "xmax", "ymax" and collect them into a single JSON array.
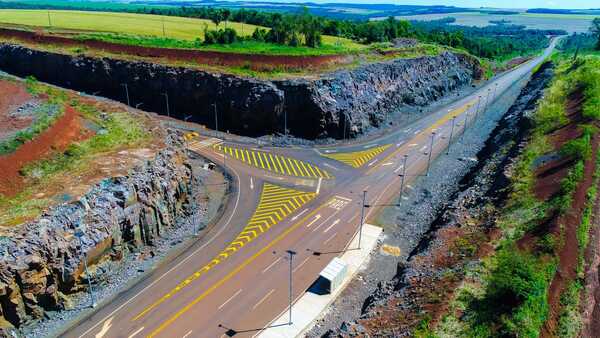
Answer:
[
  {"xmin": 0, "ymin": 105, "xmax": 87, "ymax": 196},
  {"xmin": 0, "ymin": 28, "xmax": 349, "ymax": 70},
  {"xmin": 0, "ymin": 80, "xmax": 33, "ymax": 135},
  {"xmin": 538, "ymin": 93, "xmax": 599, "ymax": 338}
]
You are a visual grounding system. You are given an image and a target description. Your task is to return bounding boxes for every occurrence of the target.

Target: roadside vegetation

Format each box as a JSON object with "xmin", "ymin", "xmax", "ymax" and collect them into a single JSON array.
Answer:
[
  {"xmin": 0, "ymin": 7, "xmax": 562, "ymax": 62},
  {"xmin": 426, "ymin": 55, "xmax": 600, "ymax": 338},
  {"xmin": 0, "ymin": 77, "xmax": 153, "ymax": 227}
]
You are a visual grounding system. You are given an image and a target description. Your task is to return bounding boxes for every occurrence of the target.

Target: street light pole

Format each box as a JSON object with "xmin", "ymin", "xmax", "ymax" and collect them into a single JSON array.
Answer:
[
  {"xmin": 286, "ymin": 250, "xmax": 297, "ymax": 325},
  {"xmin": 121, "ymin": 83, "xmax": 130, "ymax": 107},
  {"xmin": 426, "ymin": 132, "xmax": 435, "ymax": 176},
  {"xmin": 214, "ymin": 103, "xmax": 219, "ymax": 134},
  {"xmin": 399, "ymin": 154, "xmax": 408, "ymax": 201},
  {"xmin": 75, "ymin": 231, "xmax": 96, "ymax": 309},
  {"xmin": 447, "ymin": 116, "xmax": 456, "ymax": 155},
  {"xmin": 162, "ymin": 93, "xmax": 170, "ymax": 117},
  {"xmin": 358, "ymin": 190, "xmax": 367, "ymax": 249}
]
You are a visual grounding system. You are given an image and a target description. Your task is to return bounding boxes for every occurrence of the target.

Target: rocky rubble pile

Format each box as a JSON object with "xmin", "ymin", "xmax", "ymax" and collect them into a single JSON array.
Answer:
[{"xmin": 0, "ymin": 134, "xmax": 195, "ymax": 330}]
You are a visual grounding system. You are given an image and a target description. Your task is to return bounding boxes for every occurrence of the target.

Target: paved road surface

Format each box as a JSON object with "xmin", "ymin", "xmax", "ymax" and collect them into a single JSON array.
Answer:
[{"xmin": 62, "ymin": 39, "xmax": 557, "ymax": 338}]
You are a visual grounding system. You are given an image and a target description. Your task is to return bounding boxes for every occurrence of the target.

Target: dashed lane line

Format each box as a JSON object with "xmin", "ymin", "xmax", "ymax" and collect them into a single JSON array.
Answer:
[{"xmin": 132, "ymin": 183, "xmax": 315, "ymax": 321}]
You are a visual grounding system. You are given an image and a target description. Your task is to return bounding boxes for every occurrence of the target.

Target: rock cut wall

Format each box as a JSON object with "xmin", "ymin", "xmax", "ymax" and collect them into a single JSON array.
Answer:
[
  {"xmin": 0, "ymin": 44, "xmax": 481, "ymax": 139},
  {"xmin": 0, "ymin": 136, "xmax": 194, "ymax": 330}
]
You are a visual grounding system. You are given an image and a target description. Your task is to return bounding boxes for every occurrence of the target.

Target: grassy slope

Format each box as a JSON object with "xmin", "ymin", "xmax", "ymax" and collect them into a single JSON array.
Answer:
[
  {"xmin": 432, "ymin": 55, "xmax": 600, "ymax": 338},
  {"xmin": 0, "ymin": 77, "xmax": 153, "ymax": 226}
]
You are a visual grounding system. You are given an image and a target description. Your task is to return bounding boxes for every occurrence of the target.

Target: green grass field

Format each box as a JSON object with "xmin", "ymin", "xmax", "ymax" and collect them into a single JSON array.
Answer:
[
  {"xmin": 0, "ymin": 9, "xmax": 366, "ymax": 54},
  {"xmin": 0, "ymin": 9, "xmax": 262, "ymax": 39}
]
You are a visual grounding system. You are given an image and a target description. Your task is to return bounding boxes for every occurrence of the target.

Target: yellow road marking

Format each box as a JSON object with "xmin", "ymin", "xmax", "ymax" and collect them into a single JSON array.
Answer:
[
  {"xmin": 146, "ymin": 200, "xmax": 331, "ymax": 338},
  {"xmin": 214, "ymin": 145, "xmax": 331, "ymax": 179},
  {"xmin": 368, "ymin": 99, "xmax": 476, "ymax": 174},
  {"xmin": 132, "ymin": 183, "xmax": 315, "ymax": 322},
  {"xmin": 322, "ymin": 144, "xmax": 391, "ymax": 168}
]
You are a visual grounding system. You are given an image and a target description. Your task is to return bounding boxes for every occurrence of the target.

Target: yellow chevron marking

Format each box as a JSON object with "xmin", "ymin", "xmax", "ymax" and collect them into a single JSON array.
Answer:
[
  {"xmin": 132, "ymin": 183, "xmax": 315, "ymax": 321},
  {"xmin": 321, "ymin": 144, "xmax": 391, "ymax": 168},
  {"xmin": 213, "ymin": 144, "xmax": 332, "ymax": 179}
]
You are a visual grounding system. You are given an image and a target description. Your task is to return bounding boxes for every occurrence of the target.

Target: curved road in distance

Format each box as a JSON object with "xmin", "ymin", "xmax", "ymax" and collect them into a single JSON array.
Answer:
[{"xmin": 63, "ymin": 38, "xmax": 558, "ymax": 338}]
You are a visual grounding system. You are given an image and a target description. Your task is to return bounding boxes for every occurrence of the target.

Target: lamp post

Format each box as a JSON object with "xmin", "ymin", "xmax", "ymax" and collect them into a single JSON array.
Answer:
[
  {"xmin": 399, "ymin": 154, "xmax": 408, "ymax": 201},
  {"xmin": 74, "ymin": 230, "xmax": 96, "ymax": 308},
  {"xmin": 121, "ymin": 83, "xmax": 130, "ymax": 107},
  {"xmin": 162, "ymin": 92, "xmax": 170, "ymax": 118},
  {"xmin": 426, "ymin": 132, "xmax": 435, "ymax": 176},
  {"xmin": 358, "ymin": 190, "xmax": 367, "ymax": 249},
  {"xmin": 286, "ymin": 250, "xmax": 297, "ymax": 325},
  {"xmin": 447, "ymin": 116, "xmax": 456, "ymax": 155},
  {"xmin": 213, "ymin": 103, "xmax": 219, "ymax": 135}
]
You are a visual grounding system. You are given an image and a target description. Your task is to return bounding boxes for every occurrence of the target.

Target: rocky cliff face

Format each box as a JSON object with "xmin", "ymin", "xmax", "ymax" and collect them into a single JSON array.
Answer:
[
  {"xmin": 0, "ymin": 44, "xmax": 481, "ymax": 139},
  {"xmin": 0, "ymin": 135, "xmax": 194, "ymax": 330}
]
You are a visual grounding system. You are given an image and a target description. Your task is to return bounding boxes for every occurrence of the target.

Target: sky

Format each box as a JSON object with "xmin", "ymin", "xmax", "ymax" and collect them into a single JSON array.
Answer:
[{"xmin": 235, "ymin": 0, "xmax": 599, "ymax": 10}]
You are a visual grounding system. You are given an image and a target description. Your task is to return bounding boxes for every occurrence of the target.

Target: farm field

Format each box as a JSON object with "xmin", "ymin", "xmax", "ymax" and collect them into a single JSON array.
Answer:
[
  {"xmin": 0, "ymin": 9, "xmax": 366, "ymax": 55},
  {"xmin": 392, "ymin": 11, "xmax": 595, "ymax": 33},
  {"xmin": 0, "ymin": 9, "xmax": 262, "ymax": 39}
]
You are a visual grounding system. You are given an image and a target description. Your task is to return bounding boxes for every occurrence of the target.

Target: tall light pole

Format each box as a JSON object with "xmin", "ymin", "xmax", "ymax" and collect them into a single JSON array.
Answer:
[
  {"xmin": 286, "ymin": 250, "xmax": 297, "ymax": 325},
  {"xmin": 447, "ymin": 116, "xmax": 456, "ymax": 155},
  {"xmin": 358, "ymin": 190, "xmax": 367, "ymax": 249},
  {"xmin": 213, "ymin": 103, "xmax": 219, "ymax": 135},
  {"xmin": 121, "ymin": 83, "xmax": 130, "ymax": 107},
  {"xmin": 162, "ymin": 92, "xmax": 170, "ymax": 117},
  {"xmin": 399, "ymin": 154, "xmax": 408, "ymax": 201},
  {"xmin": 493, "ymin": 83, "xmax": 499, "ymax": 102},
  {"xmin": 426, "ymin": 132, "xmax": 435, "ymax": 176},
  {"xmin": 75, "ymin": 230, "xmax": 96, "ymax": 308}
]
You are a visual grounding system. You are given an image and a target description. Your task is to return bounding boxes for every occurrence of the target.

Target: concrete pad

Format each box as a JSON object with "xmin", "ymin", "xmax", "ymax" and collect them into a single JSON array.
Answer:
[{"xmin": 257, "ymin": 224, "xmax": 383, "ymax": 338}]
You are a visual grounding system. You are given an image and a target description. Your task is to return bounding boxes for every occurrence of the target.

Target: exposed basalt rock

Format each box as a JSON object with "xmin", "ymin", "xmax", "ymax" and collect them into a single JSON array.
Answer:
[
  {"xmin": 0, "ymin": 44, "xmax": 480, "ymax": 139},
  {"xmin": 0, "ymin": 134, "xmax": 195, "ymax": 329}
]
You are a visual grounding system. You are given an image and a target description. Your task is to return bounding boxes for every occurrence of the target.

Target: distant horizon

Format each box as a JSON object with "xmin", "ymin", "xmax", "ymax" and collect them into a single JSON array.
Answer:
[{"xmin": 214, "ymin": 0, "xmax": 600, "ymax": 10}]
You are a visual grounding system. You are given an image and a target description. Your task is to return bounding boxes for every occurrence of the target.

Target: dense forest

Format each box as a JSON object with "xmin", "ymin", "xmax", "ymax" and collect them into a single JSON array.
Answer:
[{"xmin": 0, "ymin": 1, "xmax": 569, "ymax": 60}]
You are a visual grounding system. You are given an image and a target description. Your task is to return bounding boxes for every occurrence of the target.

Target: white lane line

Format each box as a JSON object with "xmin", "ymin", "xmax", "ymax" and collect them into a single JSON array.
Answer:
[
  {"xmin": 367, "ymin": 159, "xmax": 378, "ymax": 166},
  {"xmin": 262, "ymin": 257, "xmax": 282, "ymax": 274},
  {"xmin": 409, "ymin": 143, "xmax": 418, "ymax": 147},
  {"xmin": 316, "ymin": 177, "xmax": 323, "ymax": 194},
  {"xmin": 306, "ymin": 214, "xmax": 322, "ymax": 228},
  {"xmin": 250, "ymin": 177, "xmax": 254, "ymax": 190},
  {"xmin": 218, "ymin": 289, "xmax": 243, "ymax": 310},
  {"xmin": 79, "ymin": 167, "xmax": 244, "ymax": 338},
  {"xmin": 252, "ymin": 289, "xmax": 276, "ymax": 310},
  {"xmin": 312, "ymin": 210, "xmax": 341, "ymax": 232},
  {"xmin": 182, "ymin": 330, "xmax": 193, "ymax": 338},
  {"xmin": 348, "ymin": 213, "xmax": 359, "ymax": 224},
  {"xmin": 323, "ymin": 163, "xmax": 339, "ymax": 171},
  {"xmin": 293, "ymin": 257, "xmax": 310, "ymax": 273},
  {"xmin": 95, "ymin": 317, "xmax": 113, "ymax": 338},
  {"xmin": 420, "ymin": 145, "xmax": 428, "ymax": 152},
  {"xmin": 127, "ymin": 327, "xmax": 144, "ymax": 338},
  {"xmin": 335, "ymin": 195, "xmax": 353, "ymax": 202},
  {"xmin": 324, "ymin": 233, "xmax": 337, "ymax": 245},
  {"xmin": 382, "ymin": 162, "xmax": 394, "ymax": 166},
  {"xmin": 292, "ymin": 208, "xmax": 310, "ymax": 221},
  {"xmin": 414, "ymin": 130, "xmax": 420, "ymax": 135},
  {"xmin": 323, "ymin": 219, "xmax": 340, "ymax": 233},
  {"xmin": 363, "ymin": 143, "xmax": 377, "ymax": 149},
  {"xmin": 394, "ymin": 165, "xmax": 404, "ymax": 173},
  {"xmin": 396, "ymin": 141, "xmax": 405, "ymax": 147}
]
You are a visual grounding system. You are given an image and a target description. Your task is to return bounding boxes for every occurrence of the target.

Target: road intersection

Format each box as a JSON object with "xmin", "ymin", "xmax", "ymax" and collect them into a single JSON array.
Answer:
[{"xmin": 63, "ymin": 39, "xmax": 557, "ymax": 338}]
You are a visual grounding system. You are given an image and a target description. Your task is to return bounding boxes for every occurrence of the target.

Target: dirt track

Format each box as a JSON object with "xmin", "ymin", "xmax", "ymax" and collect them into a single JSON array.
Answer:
[
  {"xmin": 0, "ymin": 28, "xmax": 349, "ymax": 71},
  {"xmin": 0, "ymin": 79, "xmax": 32, "ymax": 139},
  {"xmin": 0, "ymin": 105, "xmax": 87, "ymax": 197}
]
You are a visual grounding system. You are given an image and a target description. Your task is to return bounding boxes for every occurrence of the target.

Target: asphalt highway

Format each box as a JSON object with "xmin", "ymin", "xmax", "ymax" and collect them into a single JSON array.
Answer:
[{"xmin": 62, "ymin": 38, "xmax": 557, "ymax": 338}]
